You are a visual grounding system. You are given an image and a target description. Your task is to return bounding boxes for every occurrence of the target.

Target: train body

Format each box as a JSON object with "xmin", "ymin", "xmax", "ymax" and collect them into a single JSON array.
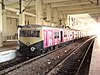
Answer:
[{"xmin": 17, "ymin": 25, "xmax": 86, "ymax": 56}]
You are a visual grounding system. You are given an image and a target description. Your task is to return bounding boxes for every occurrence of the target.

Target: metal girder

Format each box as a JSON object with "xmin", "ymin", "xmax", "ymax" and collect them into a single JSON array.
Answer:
[
  {"xmin": 43, "ymin": 0, "xmax": 89, "ymax": 4},
  {"xmin": 25, "ymin": 0, "xmax": 36, "ymax": 7},
  {"xmin": 5, "ymin": 7, "xmax": 36, "ymax": 17},
  {"xmin": 6, "ymin": 15, "xmax": 19, "ymax": 18},
  {"xmin": 57, "ymin": 4, "xmax": 100, "ymax": 11},
  {"xmin": 90, "ymin": 13, "xmax": 100, "ymax": 17},
  {"xmin": 5, "ymin": 0, "xmax": 18, "ymax": 5},
  {"xmin": 6, "ymin": 0, "xmax": 35, "ymax": 9},
  {"xmin": 6, "ymin": 2, "xmax": 18, "ymax": 9},
  {"xmin": 51, "ymin": 1, "xmax": 91, "ymax": 7},
  {"xmin": 62, "ymin": 8, "xmax": 100, "ymax": 14},
  {"xmin": 43, "ymin": 0, "xmax": 71, "ymax": 4},
  {"xmin": 89, "ymin": 0, "xmax": 99, "ymax": 5},
  {"xmin": 43, "ymin": 0, "xmax": 79, "ymax": 4}
]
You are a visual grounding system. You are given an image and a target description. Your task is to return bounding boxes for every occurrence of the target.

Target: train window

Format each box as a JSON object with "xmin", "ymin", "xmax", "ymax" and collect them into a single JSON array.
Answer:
[
  {"xmin": 64, "ymin": 35, "xmax": 67, "ymax": 37},
  {"xmin": 26, "ymin": 30, "xmax": 31, "ymax": 37},
  {"xmin": 20, "ymin": 30, "xmax": 26, "ymax": 37},
  {"xmin": 20, "ymin": 30, "xmax": 40, "ymax": 37},
  {"xmin": 54, "ymin": 32, "xmax": 59, "ymax": 38},
  {"xmin": 70, "ymin": 34, "xmax": 72, "ymax": 36},
  {"xmin": 20, "ymin": 30, "xmax": 31, "ymax": 37},
  {"xmin": 20, "ymin": 30, "xmax": 23, "ymax": 37},
  {"xmin": 64, "ymin": 32, "xmax": 67, "ymax": 37},
  {"xmin": 31, "ymin": 31, "xmax": 40, "ymax": 37}
]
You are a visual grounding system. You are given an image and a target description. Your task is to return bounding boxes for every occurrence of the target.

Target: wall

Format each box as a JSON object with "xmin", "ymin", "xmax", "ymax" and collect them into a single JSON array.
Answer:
[
  {"xmin": 3, "ymin": 11, "xmax": 36, "ymax": 41},
  {"xmin": 6, "ymin": 17, "xmax": 18, "ymax": 36},
  {"xmin": 25, "ymin": 15, "xmax": 36, "ymax": 25}
]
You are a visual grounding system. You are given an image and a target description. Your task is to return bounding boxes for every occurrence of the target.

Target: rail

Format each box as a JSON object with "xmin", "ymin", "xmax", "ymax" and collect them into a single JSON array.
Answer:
[{"xmin": 75, "ymin": 38, "xmax": 95, "ymax": 75}]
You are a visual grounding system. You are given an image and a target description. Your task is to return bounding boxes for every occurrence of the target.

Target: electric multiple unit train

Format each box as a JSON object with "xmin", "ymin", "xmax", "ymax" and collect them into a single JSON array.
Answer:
[{"xmin": 17, "ymin": 25, "xmax": 87, "ymax": 57}]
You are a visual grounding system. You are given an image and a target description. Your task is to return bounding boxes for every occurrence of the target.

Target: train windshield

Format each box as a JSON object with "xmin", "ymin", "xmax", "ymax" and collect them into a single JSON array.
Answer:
[{"xmin": 19, "ymin": 30, "xmax": 40, "ymax": 37}]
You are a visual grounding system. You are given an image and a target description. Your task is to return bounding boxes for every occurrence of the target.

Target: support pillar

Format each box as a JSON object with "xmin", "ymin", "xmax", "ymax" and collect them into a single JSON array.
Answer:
[
  {"xmin": 58, "ymin": 11, "xmax": 62, "ymax": 19},
  {"xmin": 2, "ymin": 10, "xmax": 7, "ymax": 41},
  {"xmin": 2, "ymin": 0, "xmax": 7, "ymax": 41},
  {"xmin": 36, "ymin": 0, "xmax": 43, "ymax": 25},
  {"xmin": 58, "ymin": 12, "xmax": 66, "ymax": 27},
  {"xmin": 62, "ymin": 13, "xmax": 67, "ymax": 26},
  {"xmin": 53, "ymin": 8, "xmax": 58, "ymax": 26},
  {"xmin": 65, "ymin": 14, "xmax": 68, "ymax": 26},
  {"xmin": 46, "ymin": 4, "xmax": 51, "ymax": 25},
  {"xmin": 0, "ymin": 0, "xmax": 3, "ymax": 47},
  {"xmin": 19, "ymin": 0, "xmax": 25, "ymax": 25}
]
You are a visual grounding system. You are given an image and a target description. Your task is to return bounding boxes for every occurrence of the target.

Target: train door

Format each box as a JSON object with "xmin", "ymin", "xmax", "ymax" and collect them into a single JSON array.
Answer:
[
  {"xmin": 47, "ymin": 30, "xmax": 53, "ymax": 46},
  {"xmin": 44, "ymin": 30, "xmax": 47, "ymax": 48},
  {"xmin": 44, "ymin": 30, "xmax": 53, "ymax": 48},
  {"xmin": 60, "ymin": 31, "xmax": 63, "ymax": 42}
]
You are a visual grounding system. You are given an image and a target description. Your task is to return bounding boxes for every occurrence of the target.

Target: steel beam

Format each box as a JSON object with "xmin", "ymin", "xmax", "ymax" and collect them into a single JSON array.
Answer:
[
  {"xmin": 57, "ymin": 4, "xmax": 100, "ymax": 11},
  {"xmin": 62, "ymin": 8, "xmax": 100, "ymax": 14},
  {"xmin": 51, "ymin": 1, "xmax": 91, "ymax": 7},
  {"xmin": 5, "ymin": 7, "xmax": 36, "ymax": 17}
]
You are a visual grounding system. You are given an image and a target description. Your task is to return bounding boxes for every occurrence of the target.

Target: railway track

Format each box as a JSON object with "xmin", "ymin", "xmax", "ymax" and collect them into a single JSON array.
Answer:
[
  {"xmin": 75, "ymin": 38, "xmax": 94, "ymax": 75},
  {"xmin": 0, "ymin": 56, "xmax": 30, "ymax": 71},
  {"xmin": 0, "ymin": 37, "xmax": 95, "ymax": 75},
  {"xmin": 45, "ymin": 37, "xmax": 95, "ymax": 75}
]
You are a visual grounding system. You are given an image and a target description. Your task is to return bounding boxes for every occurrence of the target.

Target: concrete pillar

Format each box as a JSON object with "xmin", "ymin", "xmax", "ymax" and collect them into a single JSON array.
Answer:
[
  {"xmin": 36, "ymin": 0, "xmax": 43, "ymax": 25},
  {"xmin": 67, "ymin": 15, "xmax": 70, "ymax": 26},
  {"xmin": 46, "ymin": 4, "xmax": 51, "ymax": 22},
  {"xmin": 19, "ymin": 0, "xmax": 25, "ymax": 25},
  {"xmin": 58, "ymin": 11, "xmax": 62, "ymax": 19},
  {"xmin": 2, "ymin": 0, "xmax": 7, "ymax": 41},
  {"xmin": 67, "ymin": 15, "xmax": 73, "ymax": 28},
  {"xmin": 62, "ymin": 13, "xmax": 67, "ymax": 26},
  {"xmin": 0, "ymin": 0, "xmax": 3, "ymax": 47},
  {"xmin": 53, "ymin": 8, "xmax": 58, "ymax": 24},
  {"xmin": 65, "ymin": 14, "xmax": 68, "ymax": 26},
  {"xmin": 2, "ymin": 10, "xmax": 7, "ymax": 41}
]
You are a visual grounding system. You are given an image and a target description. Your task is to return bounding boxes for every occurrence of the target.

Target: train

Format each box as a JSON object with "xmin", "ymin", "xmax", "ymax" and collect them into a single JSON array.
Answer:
[{"xmin": 17, "ymin": 24, "xmax": 87, "ymax": 57}]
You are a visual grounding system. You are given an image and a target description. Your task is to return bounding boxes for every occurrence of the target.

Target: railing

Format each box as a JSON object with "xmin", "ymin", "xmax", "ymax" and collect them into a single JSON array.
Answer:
[{"xmin": 3, "ymin": 35, "xmax": 18, "ymax": 41}]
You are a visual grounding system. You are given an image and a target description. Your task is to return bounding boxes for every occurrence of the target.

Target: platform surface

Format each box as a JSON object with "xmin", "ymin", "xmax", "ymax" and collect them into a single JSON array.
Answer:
[
  {"xmin": 0, "ymin": 45, "xmax": 16, "ymax": 52},
  {"xmin": 89, "ymin": 36, "xmax": 100, "ymax": 75},
  {"xmin": 0, "ymin": 41, "xmax": 17, "ymax": 52},
  {"xmin": 0, "ymin": 43, "xmax": 17, "ymax": 63}
]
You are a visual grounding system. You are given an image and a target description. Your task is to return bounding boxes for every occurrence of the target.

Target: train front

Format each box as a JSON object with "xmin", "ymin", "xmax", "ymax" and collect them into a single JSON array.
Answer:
[{"xmin": 17, "ymin": 27, "xmax": 43, "ymax": 57}]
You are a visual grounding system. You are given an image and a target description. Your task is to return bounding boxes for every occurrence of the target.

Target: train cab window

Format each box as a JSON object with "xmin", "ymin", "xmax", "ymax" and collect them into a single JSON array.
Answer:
[
  {"xmin": 20, "ymin": 30, "xmax": 40, "ymax": 37},
  {"xmin": 26, "ymin": 30, "xmax": 31, "ymax": 37},
  {"xmin": 20, "ymin": 30, "xmax": 24, "ymax": 37},
  {"xmin": 31, "ymin": 31, "xmax": 40, "ymax": 37},
  {"xmin": 20, "ymin": 30, "xmax": 31, "ymax": 37}
]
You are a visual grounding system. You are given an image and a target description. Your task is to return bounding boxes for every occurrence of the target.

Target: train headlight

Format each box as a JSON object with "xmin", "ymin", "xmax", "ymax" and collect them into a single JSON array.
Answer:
[
  {"xmin": 30, "ymin": 47, "xmax": 35, "ymax": 51},
  {"xmin": 16, "ymin": 46, "xmax": 20, "ymax": 50},
  {"xmin": 17, "ymin": 41, "xmax": 20, "ymax": 45}
]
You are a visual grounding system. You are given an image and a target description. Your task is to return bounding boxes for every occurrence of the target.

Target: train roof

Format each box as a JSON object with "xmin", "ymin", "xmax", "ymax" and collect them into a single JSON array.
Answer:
[
  {"xmin": 18, "ymin": 24, "xmax": 71, "ymax": 29},
  {"xmin": 18, "ymin": 24, "xmax": 43, "ymax": 28},
  {"xmin": 18, "ymin": 24, "xmax": 84, "ymax": 31}
]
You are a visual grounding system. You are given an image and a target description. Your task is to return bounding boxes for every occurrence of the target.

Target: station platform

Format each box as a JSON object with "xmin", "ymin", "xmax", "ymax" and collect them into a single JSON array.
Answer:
[
  {"xmin": 0, "ymin": 40, "xmax": 17, "ymax": 52},
  {"xmin": 89, "ymin": 36, "xmax": 100, "ymax": 75},
  {"xmin": 0, "ymin": 41, "xmax": 17, "ymax": 63}
]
